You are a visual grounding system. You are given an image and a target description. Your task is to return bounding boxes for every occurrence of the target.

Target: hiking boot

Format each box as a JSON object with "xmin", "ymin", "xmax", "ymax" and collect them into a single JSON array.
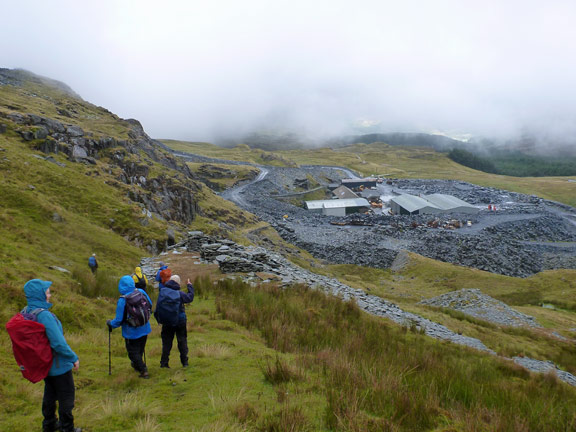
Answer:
[
  {"xmin": 139, "ymin": 371, "xmax": 150, "ymax": 379},
  {"xmin": 182, "ymin": 362, "xmax": 189, "ymax": 367},
  {"xmin": 42, "ymin": 419, "xmax": 59, "ymax": 432},
  {"xmin": 160, "ymin": 364, "xmax": 170, "ymax": 368}
]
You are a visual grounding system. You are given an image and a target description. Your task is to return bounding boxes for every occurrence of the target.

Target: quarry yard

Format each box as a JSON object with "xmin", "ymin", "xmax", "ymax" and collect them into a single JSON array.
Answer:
[{"xmin": 216, "ymin": 164, "xmax": 576, "ymax": 277}]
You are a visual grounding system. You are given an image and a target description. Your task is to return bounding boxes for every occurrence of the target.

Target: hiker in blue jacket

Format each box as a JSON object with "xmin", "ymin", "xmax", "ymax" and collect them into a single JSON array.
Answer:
[
  {"xmin": 106, "ymin": 275, "xmax": 152, "ymax": 379},
  {"xmin": 154, "ymin": 262, "xmax": 168, "ymax": 289},
  {"xmin": 24, "ymin": 279, "xmax": 81, "ymax": 432},
  {"xmin": 88, "ymin": 253, "xmax": 98, "ymax": 275},
  {"xmin": 158, "ymin": 275, "xmax": 194, "ymax": 368}
]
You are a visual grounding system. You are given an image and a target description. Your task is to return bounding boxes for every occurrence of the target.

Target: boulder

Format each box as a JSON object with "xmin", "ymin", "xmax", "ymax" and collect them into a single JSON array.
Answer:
[
  {"xmin": 20, "ymin": 130, "xmax": 34, "ymax": 141},
  {"xmin": 34, "ymin": 126, "xmax": 49, "ymax": 140},
  {"xmin": 72, "ymin": 145, "xmax": 88, "ymax": 159},
  {"xmin": 7, "ymin": 113, "xmax": 26, "ymax": 124},
  {"xmin": 66, "ymin": 125, "xmax": 84, "ymax": 137}
]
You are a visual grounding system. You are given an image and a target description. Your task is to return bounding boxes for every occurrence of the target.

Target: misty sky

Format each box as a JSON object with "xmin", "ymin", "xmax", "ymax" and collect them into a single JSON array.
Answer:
[{"xmin": 2, "ymin": 0, "xmax": 576, "ymax": 144}]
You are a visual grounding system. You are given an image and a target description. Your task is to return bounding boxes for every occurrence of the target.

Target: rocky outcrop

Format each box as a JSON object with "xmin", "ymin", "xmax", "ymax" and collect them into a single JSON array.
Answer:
[{"xmin": 0, "ymin": 110, "xmax": 201, "ymax": 232}]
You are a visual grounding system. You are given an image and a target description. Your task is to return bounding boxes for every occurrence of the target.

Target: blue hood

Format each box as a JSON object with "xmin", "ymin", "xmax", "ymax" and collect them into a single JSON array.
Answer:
[
  {"xmin": 118, "ymin": 275, "xmax": 136, "ymax": 296},
  {"xmin": 24, "ymin": 279, "xmax": 53, "ymax": 310}
]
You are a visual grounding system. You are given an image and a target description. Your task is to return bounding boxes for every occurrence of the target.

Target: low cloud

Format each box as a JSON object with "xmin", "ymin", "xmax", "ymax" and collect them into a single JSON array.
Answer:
[{"xmin": 2, "ymin": 1, "xmax": 576, "ymax": 149}]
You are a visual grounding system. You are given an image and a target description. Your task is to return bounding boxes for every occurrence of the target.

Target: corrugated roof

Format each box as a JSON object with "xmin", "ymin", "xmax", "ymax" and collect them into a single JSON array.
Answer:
[
  {"xmin": 390, "ymin": 194, "xmax": 440, "ymax": 213},
  {"xmin": 342, "ymin": 178, "xmax": 378, "ymax": 183},
  {"xmin": 360, "ymin": 189, "xmax": 381, "ymax": 198},
  {"xmin": 305, "ymin": 200, "xmax": 326, "ymax": 210},
  {"xmin": 305, "ymin": 198, "xmax": 370, "ymax": 210},
  {"xmin": 332, "ymin": 185, "xmax": 359, "ymax": 199},
  {"xmin": 424, "ymin": 193, "xmax": 477, "ymax": 210},
  {"xmin": 391, "ymin": 193, "xmax": 477, "ymax": 213},
  {"xmin": 322, "ymin": 198, "xmax": 370, "ymax": 208}
]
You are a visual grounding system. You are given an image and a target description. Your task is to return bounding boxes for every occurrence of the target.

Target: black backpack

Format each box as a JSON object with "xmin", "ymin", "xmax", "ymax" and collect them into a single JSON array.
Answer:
[
  {"xmin": 133, "ymin": 273, "xmax": 146, "ymax": 289},
  {"xmin": 122, "ymin": 290, "xmax": 151, "ymax": 327}
]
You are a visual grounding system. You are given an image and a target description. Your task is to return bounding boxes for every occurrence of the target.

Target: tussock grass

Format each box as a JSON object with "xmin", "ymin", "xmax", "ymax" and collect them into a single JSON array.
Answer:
[
  {"xmin": 261, "ymin": 355, "xmax": 302, "ymax": 385},
  {"xmin": 83, "ymin": 390, "xmax": 162, "ymax": 422},
  {"xmin": 197, "ymin": 277, "xmax": 576, "ymax": 431},
  {"xmin": 193, "ymin": 343, "xmax": 233, "ymax": 359},
  {"xmin": 232, "ymin": 400, "xmax": 311, "ymax": 432},
  {"xmin": 258, "ymin": 405, "xmax": 310, "ymax": 432},
  {"xmin": 71, "ymin": 267, "xmax": 120, "ymax": 298},
  {"xmin": 133, "ymin": 415, "xmax": 161, "ymax": 432},
  {"xmin": 207, "ymin": 386, "xmax": 248, "ymax": 412},
  {"xmin": 191, "ymin": 420, "xmax": 249, "ymax": 432}
]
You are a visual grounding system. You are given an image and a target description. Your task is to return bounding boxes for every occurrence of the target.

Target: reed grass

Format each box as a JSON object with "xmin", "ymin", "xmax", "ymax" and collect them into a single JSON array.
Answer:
[{"xmin": 197, "ymin": 277, "xmax": 576, "ymax": 431}]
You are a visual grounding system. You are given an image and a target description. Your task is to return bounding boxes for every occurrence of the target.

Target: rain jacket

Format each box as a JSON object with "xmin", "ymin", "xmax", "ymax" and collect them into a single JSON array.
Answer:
[
  {"xmin": 108, "ymin": 275, "xmax": 152, "ymax": 339},
  {"xmin": 132, "ymin": 267, "xmax": 148, "ymax": 290},
  {"xmin": 23, "ymin": 279, "xmax": 78, "ymax": 377},
  {"xmin": 155, "ymin": 265, "xmax": 168, "ymax": 288},
  {"xmin": 162, "ymin": 279, "xmax": 195, "ymax": 325}
]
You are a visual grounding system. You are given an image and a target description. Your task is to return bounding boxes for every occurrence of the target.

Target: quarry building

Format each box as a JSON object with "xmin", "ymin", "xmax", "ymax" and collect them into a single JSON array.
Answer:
[
  {"xmin": 305, "ymin": 198, "xmax": 371, "ymax": 216},
  {"xmin": 341, "ymin": 178, "xmax": 379, "ymax": 189},
  {"xmin": 390, "ymin": 193, "xmax": 479, "ymax": 215},
  {"xmin": 331, "ymin": 185, "xmax": 359, "ymax": 199}
]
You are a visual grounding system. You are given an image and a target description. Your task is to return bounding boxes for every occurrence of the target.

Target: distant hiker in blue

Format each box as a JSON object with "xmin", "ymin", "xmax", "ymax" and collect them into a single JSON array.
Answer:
[
  {"xmin": 155, "ymin": 262, "xmax": 169, "ymax": 288},
  {"xmin": 24, "ymin": 279, "xmax": 81, "ymax": 432},
  {"xmin": 155, "ymin": 275, "xmax": 194, "ymax": 368},
  {"xmin": 106, "ymin": 276, "xmax": 153, "ymax": 379},
  {"xmin": 88, "ymin": 253, "xmax": 98, "ymax": 275}
]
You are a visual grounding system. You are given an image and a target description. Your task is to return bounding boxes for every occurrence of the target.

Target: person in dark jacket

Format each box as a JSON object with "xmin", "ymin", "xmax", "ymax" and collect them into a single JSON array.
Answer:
[
  {"xmin": 154, "ymin": 262, "xmax": 168, "ymax": 289},
  {"xmin": 23, "ymin": 279, "xmax": 81, "ymax": 432},
  {"xmin": 160, "ymin": 275, "xmax": 194, "ymax": 368},
  {"xmin": 106, "ymin": 276, "xmax": 152, "ymax": 378}
]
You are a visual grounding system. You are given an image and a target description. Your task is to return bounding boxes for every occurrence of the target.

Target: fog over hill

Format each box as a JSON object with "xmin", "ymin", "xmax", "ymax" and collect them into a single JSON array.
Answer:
[{"xmin": 3, "ymin": 2, "xmax": 576, "ymax": 153}]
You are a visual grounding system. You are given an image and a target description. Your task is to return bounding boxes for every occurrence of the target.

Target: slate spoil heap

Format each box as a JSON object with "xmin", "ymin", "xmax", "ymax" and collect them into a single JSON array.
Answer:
[
  {"xmin": 219, "ymin": 166, "xmax": 576, "ymax": 278},
  {"xmin": 420, "ymin": 288, "xmax": 541, "ymax": 328}
]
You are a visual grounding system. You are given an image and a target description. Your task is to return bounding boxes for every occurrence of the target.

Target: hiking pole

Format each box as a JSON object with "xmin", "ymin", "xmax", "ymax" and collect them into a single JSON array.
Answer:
[{"xmin": 108, "ymin": 328, "xmax": 112, "ymax": 376}]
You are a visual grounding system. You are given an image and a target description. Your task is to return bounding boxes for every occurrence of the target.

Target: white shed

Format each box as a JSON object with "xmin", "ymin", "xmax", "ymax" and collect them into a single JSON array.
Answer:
[
  {"xmin": 305, "ymin": 198, "xmax": 371, "ymax": 216},
  {"xmin": 390, "ymin": 193, "xmax": 479, "ymax": 215}
]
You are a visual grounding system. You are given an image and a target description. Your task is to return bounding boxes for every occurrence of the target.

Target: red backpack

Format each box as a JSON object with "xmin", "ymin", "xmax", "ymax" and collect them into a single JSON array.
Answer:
[{"xmin": 5, "ymin": 309, "xmax": 53, "ymax": 383}]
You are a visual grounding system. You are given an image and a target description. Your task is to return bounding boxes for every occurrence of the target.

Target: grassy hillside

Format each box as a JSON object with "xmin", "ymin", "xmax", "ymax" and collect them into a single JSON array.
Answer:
[
  {"xmin": 3, "ymin": 254, "xmax": 576, "ymax": 431},
  {"xmin": 311, "ymin": 256, "xmax": 576, "ymax": 373},
  {"xmin": 3, "ymin": 70, "xmax": 576, "ymax": 431},
  {"xmin": 164, "ymin": 139, "xmax": 576, "ymax": 207}
]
